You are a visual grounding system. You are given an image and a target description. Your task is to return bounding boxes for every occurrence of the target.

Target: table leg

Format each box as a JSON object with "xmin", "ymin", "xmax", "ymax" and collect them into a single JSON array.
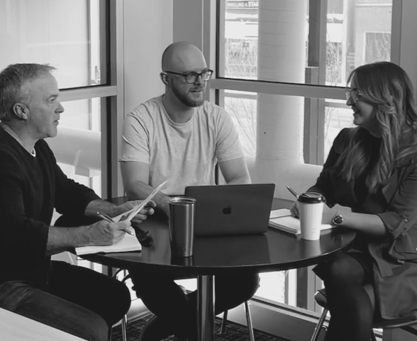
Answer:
[{"xmin": 197, "ymin": 275, "xmax": 215, "ymax": 341}]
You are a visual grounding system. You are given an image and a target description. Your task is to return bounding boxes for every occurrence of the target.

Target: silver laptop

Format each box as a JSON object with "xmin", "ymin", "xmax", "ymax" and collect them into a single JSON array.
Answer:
[{"xmin": 184, "ymin": 183, "xmax": 275, "ymax": 237}]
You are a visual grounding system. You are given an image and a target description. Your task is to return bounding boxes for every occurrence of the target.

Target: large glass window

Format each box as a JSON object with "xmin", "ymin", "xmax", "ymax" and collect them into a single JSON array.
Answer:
[
  {"xmin": 0, "ymin": 0, "xmax": 116, "ymax": 271},
  {"xmin": 0, "ymin": 0, "xmax": 110, "ymax": 196},
  {"xmin": 218, "ymin": 0, "xmax": 392, "ymax": 164},
  {"xmin": 0, "ymin": 0, "xmax": 106, "ymax": 88},
  {"xmin": 214, "ymin": 0, "xmax": 393, "ymax": 314}
]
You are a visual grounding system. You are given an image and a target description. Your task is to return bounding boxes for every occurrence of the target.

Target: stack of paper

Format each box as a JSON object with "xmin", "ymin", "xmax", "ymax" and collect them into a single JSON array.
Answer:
[{"xmin": 269, "ymin": 209, "xmax": 333, "ymax": 235}]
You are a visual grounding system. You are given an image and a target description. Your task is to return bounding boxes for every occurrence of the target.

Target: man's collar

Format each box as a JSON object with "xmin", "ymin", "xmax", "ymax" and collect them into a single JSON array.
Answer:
[{"xmin": 0, "ymin": 122, "xmax": 36, "ymax": 157}]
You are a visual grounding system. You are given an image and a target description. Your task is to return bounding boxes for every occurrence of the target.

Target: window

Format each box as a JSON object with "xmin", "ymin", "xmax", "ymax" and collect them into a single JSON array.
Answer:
[
  {"xmin": 0, "ymin": 0, "xmax": 112, "ymax": 197},
  {"xmin": 218, "ymin": 0, "xmax": 392, "ymax": 164},
  {"xmin": 213, "ymin": 0, "xmax": 393, "ymax": 315},
  {"xmin": 0, "ymin": 0, "xmax": 122, "ymax": 271}
]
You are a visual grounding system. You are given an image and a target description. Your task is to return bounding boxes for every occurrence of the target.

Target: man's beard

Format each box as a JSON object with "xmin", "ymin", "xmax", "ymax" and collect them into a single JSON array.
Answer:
[{"xmin": 172, "ymin": 83, "xmax": 205, "ymax": 107}]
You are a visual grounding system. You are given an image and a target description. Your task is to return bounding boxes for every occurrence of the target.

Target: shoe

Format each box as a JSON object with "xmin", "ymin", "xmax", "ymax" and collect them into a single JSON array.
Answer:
[{"xmin": 138, "ymin": 315, "xmax": 174, "ymax": 341}]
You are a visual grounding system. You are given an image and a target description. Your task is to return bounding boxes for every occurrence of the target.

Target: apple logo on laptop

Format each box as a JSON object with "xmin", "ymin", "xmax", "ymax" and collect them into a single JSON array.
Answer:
[{"xmin": 222, "ymin": 205, "xmax": 232, "ymax": 215}]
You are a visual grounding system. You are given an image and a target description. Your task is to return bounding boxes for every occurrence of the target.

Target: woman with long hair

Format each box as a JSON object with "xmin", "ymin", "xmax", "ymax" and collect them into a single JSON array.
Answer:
[{"xmin": 291, "ymin": 61, "xmax": 417, "ymax": 341}]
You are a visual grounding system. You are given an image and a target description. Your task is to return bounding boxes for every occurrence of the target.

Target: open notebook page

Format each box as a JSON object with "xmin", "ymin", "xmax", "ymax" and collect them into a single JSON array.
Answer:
[{"xmin": 75, "ymin": 234, "xmax": 141, "ymax": 255}]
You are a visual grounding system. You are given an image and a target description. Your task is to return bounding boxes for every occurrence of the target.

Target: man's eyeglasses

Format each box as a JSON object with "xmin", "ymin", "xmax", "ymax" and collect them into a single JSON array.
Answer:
[
  {"xmin": 345, "ymin": 88, "xmax": 363, "ymax": 103},
  {"xmin": 164, "ymin": 69, "xmax": 213, "ymax": 84}
]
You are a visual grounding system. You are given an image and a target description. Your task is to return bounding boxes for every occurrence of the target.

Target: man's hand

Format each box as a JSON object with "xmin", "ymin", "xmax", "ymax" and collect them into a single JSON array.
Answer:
[
  {"xmin": 87, "ymin": 219, "xmax": 132, "ymax": 246},
  {"xmin": 114, "ymin": 200, "xmax": 156, "ymax": 225},
  {"xmin": 47, "ymin": 217, "xmax": 136, "ymax": 255}
]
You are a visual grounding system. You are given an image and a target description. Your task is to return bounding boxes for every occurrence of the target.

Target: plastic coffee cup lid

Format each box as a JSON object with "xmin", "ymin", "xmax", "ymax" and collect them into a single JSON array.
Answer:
[{"xmin": 297, "ymin": 192, "xmax": 324, "ymax": 204}]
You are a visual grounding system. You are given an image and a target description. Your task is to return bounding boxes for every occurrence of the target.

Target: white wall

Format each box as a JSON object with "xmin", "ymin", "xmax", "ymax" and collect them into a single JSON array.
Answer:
[{"xmin": 123, "ymin": 0, "xmax": 173, "ymax": 115}]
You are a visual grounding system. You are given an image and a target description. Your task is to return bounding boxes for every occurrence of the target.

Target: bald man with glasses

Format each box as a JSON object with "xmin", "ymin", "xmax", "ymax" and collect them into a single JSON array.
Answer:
[{"xmin": 120, "ymin": 42, "xmax": 259, "ymax": 341}]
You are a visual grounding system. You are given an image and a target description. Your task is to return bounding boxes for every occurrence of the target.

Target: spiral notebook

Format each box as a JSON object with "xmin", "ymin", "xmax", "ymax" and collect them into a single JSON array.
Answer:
[{"xmin": 185, "ymin": 183, "xmax": 275, "ymax": 237}]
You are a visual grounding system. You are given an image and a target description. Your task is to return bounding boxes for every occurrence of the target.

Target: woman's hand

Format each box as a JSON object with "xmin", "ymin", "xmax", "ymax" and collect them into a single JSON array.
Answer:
[
  {"xmin": 290, "ymin": 201, "xmax": 300, "ymax": 218},
  {"xmin": 322, "ymin": 205, "xmax": 337, "ymax": 225},
  {"xmin": 290, "ymin": 200, "xmax": 336, "ymax": 225}
]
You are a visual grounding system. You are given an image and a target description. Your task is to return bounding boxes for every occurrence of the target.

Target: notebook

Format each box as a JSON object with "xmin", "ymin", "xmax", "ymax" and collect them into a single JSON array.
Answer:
[
  {"xmin": 269, "ymin": 208, "xmax": 333, "ymax": 235},
  {"xmin": 75, "ymin": 234, "xmax": 141, "ymax": 255},
  {"xmin": 184, "ymin": 183, "xmax": 275, "ymax": 237}
]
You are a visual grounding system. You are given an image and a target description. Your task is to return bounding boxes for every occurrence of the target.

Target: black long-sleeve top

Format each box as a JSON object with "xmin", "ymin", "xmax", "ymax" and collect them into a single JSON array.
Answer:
[{"xmin": 0, "ymin": 126, "xmax": 99, "ymax": 286}]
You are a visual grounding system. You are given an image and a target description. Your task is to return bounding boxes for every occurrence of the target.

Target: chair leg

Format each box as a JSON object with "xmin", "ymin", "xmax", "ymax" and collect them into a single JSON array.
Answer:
[
  {"xmin": 244, "ymin": 300, "xmax": 255, "ymax": 341},
  {"xmin": 221, "ymin": 301, "xmax": 255, "ymax": 340},
  {"xmin": 108, "ymin": 326, "xmax": 113, "ymax": 341},
  {"xmin": 221, "ymin": 309, "xmax": 228, "ymax": 334},
  {"xmin": 121, "ymin": 314, "xmax": 128, "ymax": 341},
  {"xmin": 310, "ymin": 308, "xmax": 328, "ymax": 341}
]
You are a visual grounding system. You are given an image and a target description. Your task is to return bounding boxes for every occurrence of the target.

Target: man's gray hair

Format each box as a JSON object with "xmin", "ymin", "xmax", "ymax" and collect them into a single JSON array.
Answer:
[{"xmin": 0, "ymin": 63, "xmax": 56, "ymax": 121}]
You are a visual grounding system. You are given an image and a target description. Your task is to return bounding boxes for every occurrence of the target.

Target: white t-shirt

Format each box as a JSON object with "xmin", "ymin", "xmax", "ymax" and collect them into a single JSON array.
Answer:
[{"xmin": 120, "ymin": 95, "xmax": 245, "ymax": 195}]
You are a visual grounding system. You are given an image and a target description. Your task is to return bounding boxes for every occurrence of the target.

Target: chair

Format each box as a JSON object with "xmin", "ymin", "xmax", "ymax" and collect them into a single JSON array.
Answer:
[
  {"xmin": 221, "ymin": 300, "xmax": 255, "ymax": 341},
  {"xmin": 113, "ymin": 269, "xmax": 255, "ymax": 341},
  {"xmin": 112, "ymin": 269, "xmax": 132, "ymax": 341},
  {"xmin": 310, "ymin": 288, "xmax": 417, "ymax": 341}
]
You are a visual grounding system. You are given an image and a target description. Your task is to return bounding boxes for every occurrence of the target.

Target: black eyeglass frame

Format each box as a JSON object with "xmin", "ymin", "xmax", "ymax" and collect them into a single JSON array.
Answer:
[{"xmin": 163, "ymin": 69, "xmax": 214, "ymax": 84}]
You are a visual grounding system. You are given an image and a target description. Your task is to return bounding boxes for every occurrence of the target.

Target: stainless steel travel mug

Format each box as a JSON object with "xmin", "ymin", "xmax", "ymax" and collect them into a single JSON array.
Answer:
[{"xmin": 169, "ymin": 197, "xmax": 196, "ymax": 257}]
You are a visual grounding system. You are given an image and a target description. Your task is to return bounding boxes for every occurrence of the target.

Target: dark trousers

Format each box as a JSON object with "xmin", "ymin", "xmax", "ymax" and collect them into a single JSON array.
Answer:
[
  {"xmin": 129, "ymin": 269, "xmax": 260, "ymax": 339},
  {"xmin": 314, "ymin": 252, "xmax": 375, "ymax": 341},
  {"xmin": 0, "ymin": 261, "xmax": 131, "ymax": 341}
]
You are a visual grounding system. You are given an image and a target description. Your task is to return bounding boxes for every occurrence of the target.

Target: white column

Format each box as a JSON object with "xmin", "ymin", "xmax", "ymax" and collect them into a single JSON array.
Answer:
[{"xmin": 250, "ymin": 0, "xmax": 320, "ymax": 198}]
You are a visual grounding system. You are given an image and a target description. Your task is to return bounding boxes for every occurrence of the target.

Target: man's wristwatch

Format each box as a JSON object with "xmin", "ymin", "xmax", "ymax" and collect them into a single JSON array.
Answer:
[{"xmin": 332, "ymin": 212, "xmax": 344, "ymax": 226}]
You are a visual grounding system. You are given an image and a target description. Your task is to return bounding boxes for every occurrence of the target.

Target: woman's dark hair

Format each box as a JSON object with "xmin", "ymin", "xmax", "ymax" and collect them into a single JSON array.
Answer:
[{"xmin": 338, "ymin": 62, "xmax": 417, "ymax": 192}]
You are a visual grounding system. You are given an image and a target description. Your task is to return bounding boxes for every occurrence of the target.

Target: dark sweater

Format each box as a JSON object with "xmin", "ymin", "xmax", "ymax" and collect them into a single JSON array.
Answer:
[{"xmin": 0, "ymin": 126, "xmax": 99, "ymax": 285}]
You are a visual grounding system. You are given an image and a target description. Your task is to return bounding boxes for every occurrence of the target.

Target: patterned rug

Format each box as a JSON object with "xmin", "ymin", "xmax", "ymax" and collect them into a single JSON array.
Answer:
[{"xmin": 111, "ymin": 313, "xmax": 289, "ymax": 341}]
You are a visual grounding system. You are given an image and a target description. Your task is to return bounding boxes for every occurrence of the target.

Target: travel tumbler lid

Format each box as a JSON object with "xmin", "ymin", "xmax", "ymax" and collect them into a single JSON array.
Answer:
[
  {"xmin": 169, "ymin": 197, "xmax": 196, "ymax": 205},
  {"xmin": 297, "ymin": 192, "xmax": 324, "ymax": 204}
]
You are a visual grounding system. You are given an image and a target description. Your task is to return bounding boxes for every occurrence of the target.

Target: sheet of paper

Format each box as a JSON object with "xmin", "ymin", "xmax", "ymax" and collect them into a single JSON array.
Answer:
[
  {"xmin": 112, "ymin": 180, "xmax": 168, "ymax": 222},
  {"xmin": 75, "ymin": 234, "xmax": 141, "ymax": 255},
  {"xmin": 269, "ymin": 208, "xmax": 293, "ymax": 219}
]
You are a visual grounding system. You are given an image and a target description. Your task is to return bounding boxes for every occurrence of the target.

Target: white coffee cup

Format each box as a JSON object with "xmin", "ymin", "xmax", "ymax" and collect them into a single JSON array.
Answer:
[{"xmin": 298, "ymin": 193, "xmax": 325, "ymax": 240}]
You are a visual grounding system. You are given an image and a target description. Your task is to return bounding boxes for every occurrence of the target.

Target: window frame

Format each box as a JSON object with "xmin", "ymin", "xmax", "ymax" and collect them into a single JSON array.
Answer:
[{"xmin": 195, "ymin": 0, "xmax": 417, "ymax": 337}]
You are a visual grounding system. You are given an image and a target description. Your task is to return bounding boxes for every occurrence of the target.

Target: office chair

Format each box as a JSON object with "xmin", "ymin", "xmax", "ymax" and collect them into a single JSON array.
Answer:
[
  {"xmin": 310, "ymin": 287, "xmax": 417, "ymax": 341},
  {"xmin": 113, "ymin": 269, "xmax": 255, "ymax": 341}
]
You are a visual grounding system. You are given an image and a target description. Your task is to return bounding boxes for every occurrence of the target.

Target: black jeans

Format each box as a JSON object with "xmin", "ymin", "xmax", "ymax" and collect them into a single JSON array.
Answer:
[
  {"xmin": 314, "ymin": 252, "xmax": 375, "ymax": 341},
  {"xmin": 129, "ymin": 269, "xmax": 260, "ymax": 339},
  {"xmin": 0, "ymin": 261, "xmax": 131, "ymax": 341}
]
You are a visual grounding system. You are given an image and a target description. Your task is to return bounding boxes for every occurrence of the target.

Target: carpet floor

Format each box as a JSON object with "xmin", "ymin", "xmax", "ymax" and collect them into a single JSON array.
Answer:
[{"xmin": 111, "ymin": 313, "xmax": 290, "ymax": 341}]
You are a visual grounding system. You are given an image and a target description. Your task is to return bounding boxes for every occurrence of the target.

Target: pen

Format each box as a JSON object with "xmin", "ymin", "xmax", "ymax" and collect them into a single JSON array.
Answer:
[
  {"xmin": 97, "ymin": 212, "xmax": 135, "ymax": 236},
  {"xmin": 122, "ymin": 228, "xmax": 136, "ymax": 237},
  {"xmin": 97, "ymin": 212, "xmax": 113, "ymax": 223},
  {"xmin": 286, "ymin": 185, "xmax": 299, "ymax": 199}
]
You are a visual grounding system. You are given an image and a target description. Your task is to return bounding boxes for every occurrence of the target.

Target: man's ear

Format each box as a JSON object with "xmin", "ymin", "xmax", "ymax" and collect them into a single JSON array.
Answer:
[
  {"xmin": 12, "ymin": 103, "xmax": 28, "ymax": 120},
  {"xmin": 160, "ymin": 72, "xmax": 169, "ymax": 85}
]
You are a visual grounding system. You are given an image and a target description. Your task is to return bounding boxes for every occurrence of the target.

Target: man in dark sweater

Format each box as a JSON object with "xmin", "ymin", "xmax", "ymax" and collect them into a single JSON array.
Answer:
[{"xmin": 0, "ymin": 63, "xmax": 154, "ymax": 341}]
